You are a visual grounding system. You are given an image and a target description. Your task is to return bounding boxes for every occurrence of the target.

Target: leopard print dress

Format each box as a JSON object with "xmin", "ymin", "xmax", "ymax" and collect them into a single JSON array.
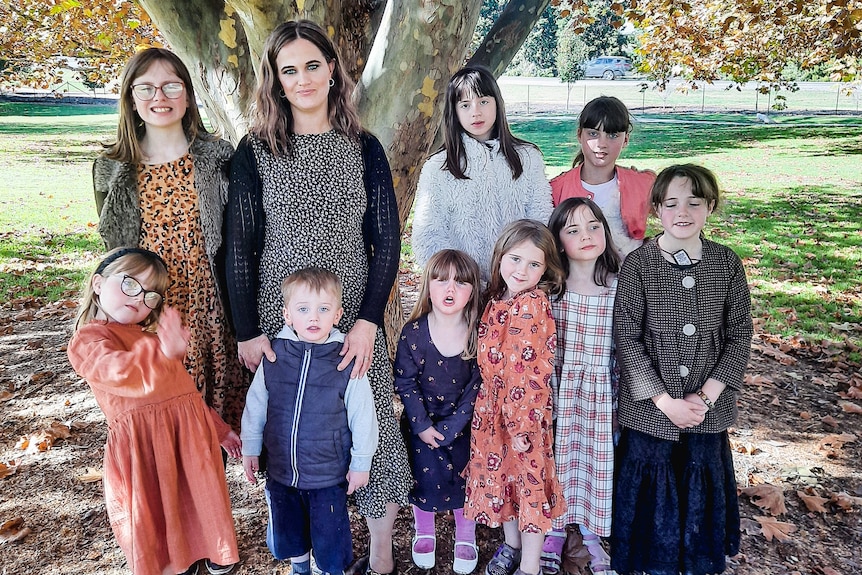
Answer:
[{"xmin": 138, "ymin": 154, "xmax": 247, "ymax": 429}]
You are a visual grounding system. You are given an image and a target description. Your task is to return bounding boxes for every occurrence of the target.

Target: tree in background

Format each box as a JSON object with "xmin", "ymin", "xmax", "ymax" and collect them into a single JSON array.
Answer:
[
  {"xmin": 567, "ymin": 0, "xmax": 630, "ymax": 60},
  {"xmin": 509, "ymin": 4, "xmax": 560, "ymax": 76},
  {"xmin": 557, "ymin": 24, "xmax": 588, "ymax": 84},
  {"xmin": 0, "ymin": 0, "xmax": 158, "ymax": 88},
  {"xmin": 563, "ymin": 0, "xmax": 862, "ymax": 85}
]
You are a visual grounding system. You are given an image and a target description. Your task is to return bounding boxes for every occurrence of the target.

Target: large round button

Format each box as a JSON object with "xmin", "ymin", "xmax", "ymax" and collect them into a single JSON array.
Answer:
[
  {"xmin": 683, "ymin": 323, "xmax": 696, "ymax": 336},
  {"xmin": 679, "ymin": 365, "xmax": 690, "ymax": 377},
  {"xmin": 682, "ymin": 276, "xmax": 695, "ymax": 289}
]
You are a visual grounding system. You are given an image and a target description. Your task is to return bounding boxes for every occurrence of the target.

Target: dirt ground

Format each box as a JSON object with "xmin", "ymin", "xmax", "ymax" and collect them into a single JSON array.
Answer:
[{"xmin": 1, "ymin": 269, "xmax": 861, "ymax": 575}]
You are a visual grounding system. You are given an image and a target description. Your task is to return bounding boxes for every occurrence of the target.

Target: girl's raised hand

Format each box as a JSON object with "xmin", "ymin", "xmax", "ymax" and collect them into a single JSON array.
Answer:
[
  {"xmin": 418, "ymin": 425, "xmax": 445, "ymax": 449},
  {"xmin": 654, "ymin": 393, "xmax": 707, "ymax": 429},
  {"xmin": 157, "ymin": 306, "xmax": 190, "ymax": 360}
]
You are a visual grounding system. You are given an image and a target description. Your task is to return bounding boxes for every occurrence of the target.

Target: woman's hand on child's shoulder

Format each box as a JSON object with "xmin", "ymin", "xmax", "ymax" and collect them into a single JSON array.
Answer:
[
  {"xmin": 157, "ymin": 306, "xmax": 190, "ymax": 360},
  {"xmin": 418, "ymin": 425, "xmax": 444, "ymax": 449}
]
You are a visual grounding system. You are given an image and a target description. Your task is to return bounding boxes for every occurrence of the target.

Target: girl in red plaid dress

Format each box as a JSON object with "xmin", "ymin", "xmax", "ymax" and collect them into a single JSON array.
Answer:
[{"xmin": 542, "ymin": 198, "xmax": 622, "ymax": 575}]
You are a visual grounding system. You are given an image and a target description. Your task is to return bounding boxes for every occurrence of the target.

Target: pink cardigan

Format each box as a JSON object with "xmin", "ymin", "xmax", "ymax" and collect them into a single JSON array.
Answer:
[{"xmin": 550, "ymin": 165, "xmax": 655, "ymax": 240}]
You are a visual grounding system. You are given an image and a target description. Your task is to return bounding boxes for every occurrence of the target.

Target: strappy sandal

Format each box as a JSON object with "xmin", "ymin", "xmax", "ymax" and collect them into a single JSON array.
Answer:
[
  {"xmin": 453, "ymin": 540, "xmax": 479, "ymax": 574},
  {"xmin": 411, "ymin": 533, "xmax": 436, "ymax": 569},
  {"xmin": 582, "ymin": 534, "xmax": 617, "ymax": 575},
  {"xmin": 539, "ymin": 530, "xmax": 566, "ymax": 575},
  {"xmin": 485, "ymin": 542, "xmax": 521, "ymax": 575}
]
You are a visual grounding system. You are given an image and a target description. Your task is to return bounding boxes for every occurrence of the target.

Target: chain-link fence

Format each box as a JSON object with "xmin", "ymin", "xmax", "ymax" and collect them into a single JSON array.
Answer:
[{"xmin": 498, "ymin": 77, "xmax": 862, "ymax": 116}]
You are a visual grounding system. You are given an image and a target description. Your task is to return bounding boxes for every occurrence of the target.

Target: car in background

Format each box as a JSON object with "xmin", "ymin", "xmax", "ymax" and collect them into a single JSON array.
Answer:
[{"xmin": 582, "ymin": 56, "xmax": 632, "ymax": 79}]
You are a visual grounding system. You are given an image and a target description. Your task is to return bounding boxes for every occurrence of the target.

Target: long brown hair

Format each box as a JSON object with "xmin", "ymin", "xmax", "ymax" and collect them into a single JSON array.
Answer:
[
  {"xmin": 484, "ymin": 219, "xmax": 565, "ymax": 302},
  {"xmin": 102, "ymin": 48, "xmax": 211, "ymax": 163},
  {"xmin": 408, "ymin": 250, "xmax": 482, "ymax": 360},
  {"xmin": 440, "ymin": 65, "xmax": 536, "ymax": 180},
  {"xmin": 74, "ymin": 247, "xmax": 170, "ymax": 332},
  {"xmin": 251, "ymin": 20, "xmax": 361, "ymax": 156},
  {"xmin": 572, "ymin": 96, "xmax": 632, "ymax": 167},
  {"xmin": 548, "ymin": 197, "xmax": 621, "ymax": 288}
]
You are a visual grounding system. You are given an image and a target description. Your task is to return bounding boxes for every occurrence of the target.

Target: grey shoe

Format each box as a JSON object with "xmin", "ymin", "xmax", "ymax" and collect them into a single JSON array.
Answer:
[{"xmin": 485, "ymin": 543, "xmax": 521, "ymax": 575}]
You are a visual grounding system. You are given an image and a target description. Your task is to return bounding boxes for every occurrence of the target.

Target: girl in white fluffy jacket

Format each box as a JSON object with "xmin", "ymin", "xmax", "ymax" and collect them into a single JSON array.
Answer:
[{"xmin": 411, "ymin": 65, "xmax": 553, "ymax": 282}]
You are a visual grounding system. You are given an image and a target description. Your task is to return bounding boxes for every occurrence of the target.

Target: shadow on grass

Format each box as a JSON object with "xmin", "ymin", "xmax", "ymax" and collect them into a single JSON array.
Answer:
[{"xmin": 512, "ymin": 116, "xmax": 862, "ymax": 163}]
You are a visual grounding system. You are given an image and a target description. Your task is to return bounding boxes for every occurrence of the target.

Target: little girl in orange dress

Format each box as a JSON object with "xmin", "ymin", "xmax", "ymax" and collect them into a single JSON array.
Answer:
[
  {"xmin": 464, "ymin": 220, "xmax": 566, "ymax": 575},
  {"xmin": 68, "ymin": 248, "xmax": 240, "ymax": 575}
]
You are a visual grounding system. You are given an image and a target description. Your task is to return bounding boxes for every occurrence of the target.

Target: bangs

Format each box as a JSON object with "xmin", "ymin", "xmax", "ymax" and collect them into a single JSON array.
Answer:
[
  {"xmin": 453, "ymin": 72, "xmax": 494, "ymax": 101},
  {"xmin": 579, "ymin": 97, "xmax": 631, "ymax": 134},
  {"xmin": 425, "ymin": 250, "xmax": 479, "ymax": 286}
]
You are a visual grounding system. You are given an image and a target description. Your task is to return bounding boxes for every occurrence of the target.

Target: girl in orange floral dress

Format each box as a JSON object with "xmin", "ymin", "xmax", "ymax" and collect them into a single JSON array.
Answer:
[{"xmin": 464, "ymin": 220, "xmax": 566, "ymax": 575}]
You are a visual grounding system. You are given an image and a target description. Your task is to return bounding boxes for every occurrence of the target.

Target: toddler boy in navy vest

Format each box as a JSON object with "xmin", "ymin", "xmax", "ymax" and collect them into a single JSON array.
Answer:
[{"xmin": 241, "ymin": 267, "xmax": 378, "ymax": 575}]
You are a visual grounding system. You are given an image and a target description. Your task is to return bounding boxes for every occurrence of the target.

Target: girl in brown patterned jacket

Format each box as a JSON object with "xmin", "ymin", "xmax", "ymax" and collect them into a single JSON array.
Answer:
[{"xmin": 611, "ymin": 164, "xmax": 753, "ymax": 575}]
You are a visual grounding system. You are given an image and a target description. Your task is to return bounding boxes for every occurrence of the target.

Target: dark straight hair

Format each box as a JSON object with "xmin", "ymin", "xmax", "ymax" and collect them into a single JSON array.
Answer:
[{"xmin": 440, "ymin": 64, "xmax": 536, "ymax": 180}]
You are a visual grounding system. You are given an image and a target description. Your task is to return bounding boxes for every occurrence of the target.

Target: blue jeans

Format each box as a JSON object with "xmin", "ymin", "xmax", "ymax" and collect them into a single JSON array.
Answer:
[{"xmin": 265, "ymin": 478, "xmax": 353, "ymax": 573}]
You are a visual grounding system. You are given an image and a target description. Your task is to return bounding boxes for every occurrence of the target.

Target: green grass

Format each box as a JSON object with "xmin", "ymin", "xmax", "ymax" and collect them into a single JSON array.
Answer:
[
  {"xmin": 512, "ymin": 114, "xmax": 862, "ymax": 355},
  {"xmin": 1, "ymin": 102, "xmax": 860, "ymax": 355}
]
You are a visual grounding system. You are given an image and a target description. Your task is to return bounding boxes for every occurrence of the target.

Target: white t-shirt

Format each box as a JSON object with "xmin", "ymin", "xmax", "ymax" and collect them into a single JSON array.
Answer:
[{"xmin": 582, "ymin": 175, "xmax": 643, "ymax": 257}]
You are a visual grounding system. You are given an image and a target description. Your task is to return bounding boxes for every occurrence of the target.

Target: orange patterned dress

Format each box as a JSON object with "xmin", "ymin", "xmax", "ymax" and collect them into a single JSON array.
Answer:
[
  {"xmin": 138, "ymin": 154, "xmax": 247, "ymax": 429},
  {"xmin": 464, "ymin": 288, "xmax": 564, "ymax": 533}
]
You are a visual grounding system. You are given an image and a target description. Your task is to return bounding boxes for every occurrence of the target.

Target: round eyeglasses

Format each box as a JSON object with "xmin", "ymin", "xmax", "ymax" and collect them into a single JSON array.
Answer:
[
  {"xmin": 131, "ymin": 82, "xmax": 185, "ymax": 101},
  {"xmin": 120, "ymin": 275, "xmax": 164, "ymax": 309}
]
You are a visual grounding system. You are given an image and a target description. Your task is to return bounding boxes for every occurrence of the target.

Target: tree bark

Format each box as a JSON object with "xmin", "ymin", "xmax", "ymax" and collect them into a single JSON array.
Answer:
[{"xmin": 139, "ymin": 0, "xmax": 545, "ymax": 351}]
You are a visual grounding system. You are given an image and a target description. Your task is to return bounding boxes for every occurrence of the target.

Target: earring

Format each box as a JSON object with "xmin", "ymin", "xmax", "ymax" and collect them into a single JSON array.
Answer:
[
  {"xmin": 328, "ymin": 78, "xmax": 335, "ymax": 87},
  {"xmin": 279, "ymin": 89, "xmax": 286, "ymax": 98}
]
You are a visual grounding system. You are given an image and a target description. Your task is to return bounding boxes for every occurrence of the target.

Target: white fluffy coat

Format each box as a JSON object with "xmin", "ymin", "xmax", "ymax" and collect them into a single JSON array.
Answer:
[{"xmin": 411, "ymin": 135, "xmax": 553, "ymax": 281}]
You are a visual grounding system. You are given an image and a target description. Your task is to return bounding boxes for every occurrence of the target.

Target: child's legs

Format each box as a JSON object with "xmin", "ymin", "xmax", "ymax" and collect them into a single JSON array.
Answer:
[
  {"xmin": 412, "ymin": 505, "xmax": 436, "ymax": 552},
  {"xmin": 264, "ymin": 478, "xmax": 312, "ymax": 561},
  {"xmin": 517, "ymin": 530, "xmax": 545, "ymax": 575},
  {"xmin": 365, "ymin": 501, "xmax": 400, "ymax": 574},
  {"xmin": 308, "ymin": 483, "xmax": 354, "ymax": 574},
  {"xmin": 453, "ymin": 507, "xmax": 477, "ymax": 560}
]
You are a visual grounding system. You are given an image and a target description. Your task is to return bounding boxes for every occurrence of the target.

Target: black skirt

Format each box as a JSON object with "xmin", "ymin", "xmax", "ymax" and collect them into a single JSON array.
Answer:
[{"xmin": 611, "ymin": 428, "xmax": 740, "ymax": 575}]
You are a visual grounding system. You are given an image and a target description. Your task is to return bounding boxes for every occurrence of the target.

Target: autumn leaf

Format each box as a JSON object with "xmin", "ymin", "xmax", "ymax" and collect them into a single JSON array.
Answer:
[
  {"xmin": 754, "ymin": 516, "xmax": 797, "ymax": 542},
  {"xmin": 830, "ymin": 492, "xmax": 862, "ymax": 511},
  {"xmin": 0, "ymin": 461, "xmax": 18, "ymax": 480},
  {"xmin": 561, "ymin": 525, "xmax": 591, "ymax": 573},
  {"xmin": 822, "ymin": 415, "xmax": 840, "ymax": 428},
  {"xmin": 0, "ymin": 517, "xmax": 31, "ymax": 545},
  {"xmin": 797, "ymin": 489, "xmax": 830, "ymax": 513},
  {"xmin": 838, "ymin": 401, "xmax": 862, "ymax": 414},
  {"xmin": 811, "ymin": 376, "xmax": 835, "ymax": 387},
  {"xmin": 818, "ymin": 433, "xmax": 857, "ymax": 450},
  {"xmin": 0, "ymin": 390, "xmax": 15, "ymax": 402},
  {"xmin": 76, "ymin": 468, "xmax": 103, "ymax": 483},
  {"xmin": 16, "ymin": 422, "xmax": 71, "ymax": 454},
  {"xmin": 740, "ymin": 517, "xmax": 762, "ymax": 536},
  {"xmin": 741, "ymin": 485, "xmax": 787, "ymax": 515}
]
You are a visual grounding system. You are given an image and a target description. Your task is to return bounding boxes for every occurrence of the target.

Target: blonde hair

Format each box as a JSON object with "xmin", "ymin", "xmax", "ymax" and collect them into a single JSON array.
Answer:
[
  {"xmin": 281, "ymin": 267, "xmax": 343, "ymax": 306},
  {"xmin": 74, "ymin": 248, "xmax": 170, "ymax": 332},
  {"xmin": 485, "ymin": 219, "xmax": 565, "ymax": 301},
  {"xmin": 409, "ymin": 250, "xmax": 482, "ymax": 360}
]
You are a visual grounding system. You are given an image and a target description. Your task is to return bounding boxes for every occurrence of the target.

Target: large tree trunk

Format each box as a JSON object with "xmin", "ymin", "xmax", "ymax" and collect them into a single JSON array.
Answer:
[{"xmin": 141, "ymin": 0, "xmax": 549, "ymax": 350}]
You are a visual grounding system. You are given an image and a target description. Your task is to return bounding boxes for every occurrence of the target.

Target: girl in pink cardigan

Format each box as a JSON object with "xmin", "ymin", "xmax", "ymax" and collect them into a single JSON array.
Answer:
[{"xmin": 550, "ymin": 97, "xmax": 654, "ymax": 258}]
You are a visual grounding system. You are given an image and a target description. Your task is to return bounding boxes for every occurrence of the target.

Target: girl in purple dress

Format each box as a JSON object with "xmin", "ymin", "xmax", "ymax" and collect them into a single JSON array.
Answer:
[{"xmin": 394, "ymin": 250, "xmax": 483, "ymax": 574}]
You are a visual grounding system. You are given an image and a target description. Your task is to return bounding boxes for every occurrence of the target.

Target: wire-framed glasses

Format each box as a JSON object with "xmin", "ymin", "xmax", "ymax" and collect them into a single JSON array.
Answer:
[
  {"xmin": 131, "ymin": 82, "xmax": 185, "ymax": 101},
  {"xmin": 120, "ymin": 275, "xmax": 164, "ymax": 309}
]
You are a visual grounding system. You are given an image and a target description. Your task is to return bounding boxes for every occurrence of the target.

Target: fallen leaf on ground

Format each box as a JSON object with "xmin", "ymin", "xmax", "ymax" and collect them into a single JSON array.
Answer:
[
  {"xmin": 797, "ymin": 489, "xmax": 830, "ymax": 513},
  {"xmin": 740, "ymin": 517, "xmax": 762, "ymax": 536},
  {"xmin": 741, "ymin": 485, "xmax": 787, "ymax": 515},
  {"xmin": 799, "ymin": 411, "xmax": 812, "ymax": 420},
  {"xmin": 76, "ymin": 468, "xmax": 103, "ymax": 483},
  {"xmin": 830, "ymin": 492, "xmax": 862, "ymax": 511},
  {"xmin": 16, "ymin": 421, "xmax": 71, "ymax": 453},
  {"xmin": 0, "ymin": 517, "xmax": 31, "ymax": 544},
  {"xmin": 818, "ymin": 433, "xmax": 857, "ymax": 450},
  {"xmin": 0, "ymin": 461, "xmax": 18, "ymax": 480},
  {"xmin": 562, "ymin": 524, "xmax": 590, "ymax": 573},
  {"xmin": 819, "ymin": 566, "xmax": 842, "ymax": 575},
  {"xmin": 754, "ymin": 515, "xmax": 797, "ymax": 542},
  {"xmin": 811, "ymin": 376, "xmax": 835, "ymax": 387},
  {"xmin": 838, "ymin": 401, "xmax": 862, "ymax": 414},
  {"xmin": 0, "ymin": 390, "xmax": 15, "ymax": 402},
  {"xmin": 822, "ymin": 415, "xmax": 839, "ymax": 428}
]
